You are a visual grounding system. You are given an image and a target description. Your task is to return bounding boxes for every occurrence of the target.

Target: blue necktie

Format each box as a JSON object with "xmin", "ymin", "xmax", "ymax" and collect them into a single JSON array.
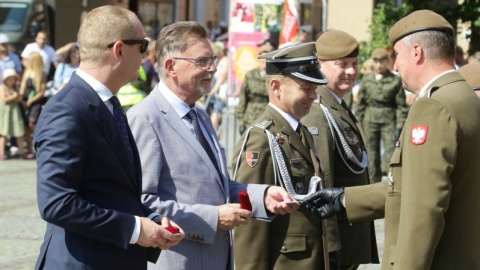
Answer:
[
  {"xmin": 110, "ymin": 96, "xmax": 134, "ymax": 167},
  {"xmin": 188, "ymin": 109, "xmax": 222, "ymax": 177}
]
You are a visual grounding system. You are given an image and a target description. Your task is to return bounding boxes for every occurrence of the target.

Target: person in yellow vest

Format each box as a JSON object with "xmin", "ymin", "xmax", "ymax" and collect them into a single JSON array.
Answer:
[{"xmin": 117, "ymin": 66, "xmax": 148, "ymax": 111}]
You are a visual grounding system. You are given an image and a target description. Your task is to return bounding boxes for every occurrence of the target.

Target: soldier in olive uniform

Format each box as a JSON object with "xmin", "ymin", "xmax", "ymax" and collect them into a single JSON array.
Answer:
[
  {"xmin": 236, "ymin": 44, "xmax": 274, "ymax": 134},
  {"xmin": 305, "ymin": 10, "xmax": 480, "ymax": 270},
  {"xmin": 232, "ymin": 42, "xmax": 330, "ymax": 270},
  {"xmin": 301, "ymin": 30, "xmax": 379, "ymax": 270},
  {"xmin": 356, "ymin": 48, "xmax": 408, "ymax": 183}
]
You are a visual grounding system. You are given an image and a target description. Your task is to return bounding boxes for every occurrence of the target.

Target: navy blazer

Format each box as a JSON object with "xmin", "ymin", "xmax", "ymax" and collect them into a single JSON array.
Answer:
[{"xmin": 34, "ymin": 73, "xmax": 156, "ymax": 269}]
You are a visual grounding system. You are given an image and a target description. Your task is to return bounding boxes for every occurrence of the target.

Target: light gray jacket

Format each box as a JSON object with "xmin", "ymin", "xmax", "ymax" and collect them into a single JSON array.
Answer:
[{"xmin": 127, "ymin": 84, "xmax": 272, "ymax": 270}]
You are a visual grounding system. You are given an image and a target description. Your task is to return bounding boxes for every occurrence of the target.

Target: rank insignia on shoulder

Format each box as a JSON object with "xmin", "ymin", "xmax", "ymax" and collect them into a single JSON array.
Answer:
[
  {"xmin": 246, "ymin": 151, "xmax": 259, "ymax": 167},
  {"xmin": 411, "ymin": 125, "xmax": 428, "ymax": 145},
  {"xmin": 307, "ymin": 127, "xmax": 319, "ymax": 135},
  {"xmin": 275, "ymin": 133, "xmax": 285, "ymax": 144}
]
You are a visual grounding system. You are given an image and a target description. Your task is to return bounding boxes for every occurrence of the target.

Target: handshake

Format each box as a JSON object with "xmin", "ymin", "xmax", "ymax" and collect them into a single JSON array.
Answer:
[{"xmin": 303, "ymin": 188, "xmax": 346, "ymax": 219}]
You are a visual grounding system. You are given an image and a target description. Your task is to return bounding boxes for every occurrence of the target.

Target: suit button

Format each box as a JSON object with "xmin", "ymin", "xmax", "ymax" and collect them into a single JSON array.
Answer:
[
  {"xmin": 281, "ymin": 246, "xmax": 288, "ymax": 252},
  {"xmin": 224, "ymin": 235, "xmax": 229, "ymax": 242}
]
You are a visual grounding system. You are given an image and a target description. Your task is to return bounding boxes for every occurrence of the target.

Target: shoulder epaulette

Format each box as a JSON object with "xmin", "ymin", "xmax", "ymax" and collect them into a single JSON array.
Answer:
[{"xmin": 254, "ymin": 118, "xmax": 273, "ymax": 130}]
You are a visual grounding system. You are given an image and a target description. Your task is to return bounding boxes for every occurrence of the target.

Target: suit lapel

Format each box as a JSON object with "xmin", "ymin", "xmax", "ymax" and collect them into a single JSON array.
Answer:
[
  {"xmin": 70, "ymin": 74, "xmax": 138, "ymax": 188},
  {"xmin": 152, "ymin": 89, "xmax": 225, "ymax": 190}
]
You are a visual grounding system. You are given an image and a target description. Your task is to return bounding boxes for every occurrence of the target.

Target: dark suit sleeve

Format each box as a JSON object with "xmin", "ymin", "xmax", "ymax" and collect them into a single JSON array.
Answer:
[{"xmin": 35, "ymin": 101, "xmax": 136, "ymax": 250}]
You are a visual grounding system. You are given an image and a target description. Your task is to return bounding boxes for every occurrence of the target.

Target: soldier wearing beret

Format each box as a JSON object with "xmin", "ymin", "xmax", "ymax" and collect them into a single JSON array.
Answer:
[
  {"xmin": 232, "ymin": 42, "xmax": 330, "ymax": 269},
  {"xmin": 304, "ymin": 10, "xmax": 480, "ymax": 269},
  {"xmin": 236, "ymin": 44, "xmax": 274, "ymax": 135},
  {"xmin": 458, "ymin": 62, "xmax": 480, "ymax": 98},
  {"xmin": 356, "ymin": 47, "xmax": 409, "ymax": 183},
  {"xmin": 301, "ymin": 30, "xmax": 379, "ymax": 270}
]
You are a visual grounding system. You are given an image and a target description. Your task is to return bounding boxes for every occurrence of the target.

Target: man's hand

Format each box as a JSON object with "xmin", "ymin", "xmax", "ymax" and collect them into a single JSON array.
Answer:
[
  {"xmin": 137, "ymin": 216, "xmax": 184, "ymax": 249},
  {"xmin": 303, "ymin": 188, "xmax": 345, "ymax": 219},
  {"xmin": 218, "ymin": 204, "xmax": 253, "ymax": 231},
  {"xmin": 264, "ymin": 186, "xmax": 300, "ymax": 215}
]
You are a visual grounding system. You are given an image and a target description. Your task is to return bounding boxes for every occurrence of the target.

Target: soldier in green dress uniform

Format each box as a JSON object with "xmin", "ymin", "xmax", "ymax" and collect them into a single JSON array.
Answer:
[
  {"xmin": 301, "ymin": 30, "xmax": 379, "ymax": 270},
  {"xmin": 305, "ymin": 10, "xmax": 480, "ymax": 270},
  {"xmin": 232, "ymin": 42, "xmax": 331, "ymax": 270}
]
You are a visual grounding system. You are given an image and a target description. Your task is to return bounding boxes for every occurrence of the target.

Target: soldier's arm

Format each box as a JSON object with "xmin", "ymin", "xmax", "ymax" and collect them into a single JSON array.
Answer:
[
  {"xmin": 355, "ymin": 83, "xmax": 367, "ymax": 123},
  {"xmin": 394, "ymin": 80, "xmax": 408, "ymax": 129},
  {"xmin": 235, "ymin": 75, "xmax": 250, "ymax": 127},
  {"xmin": 232, "ymin": 126, "xmax": 274, "ymax": 269}
]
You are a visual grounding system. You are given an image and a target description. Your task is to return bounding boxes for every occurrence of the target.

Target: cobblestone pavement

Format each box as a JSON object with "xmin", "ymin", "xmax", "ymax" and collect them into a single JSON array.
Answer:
[
  {"xmin": 0, "ymin": 156, "xmax": 384, "ymax": 270},
  {"xmin": 0, "ymin": 159, "xmax": 44, "ymax": 270}
]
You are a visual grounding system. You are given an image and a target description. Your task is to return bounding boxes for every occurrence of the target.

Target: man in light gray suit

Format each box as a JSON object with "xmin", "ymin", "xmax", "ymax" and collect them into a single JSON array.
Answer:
[{"xmin": 127, "ymin": 21, "xmax": 299, "ymax": 270}]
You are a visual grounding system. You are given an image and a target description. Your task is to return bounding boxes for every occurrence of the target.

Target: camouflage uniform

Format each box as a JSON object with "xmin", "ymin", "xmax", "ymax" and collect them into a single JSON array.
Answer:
[
  {"xmin": 356, "ymin": 70, "xmax": 408, "ymax": 183},
  {"xmin": 235, "ymin": 67, "xmax": 269, "ymax": 131}
]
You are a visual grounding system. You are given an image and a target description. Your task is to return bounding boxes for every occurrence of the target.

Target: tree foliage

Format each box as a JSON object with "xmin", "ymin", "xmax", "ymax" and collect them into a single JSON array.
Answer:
[{"xmin": 360, "ymin": 0, "xmax": 480, "ymax": 67}]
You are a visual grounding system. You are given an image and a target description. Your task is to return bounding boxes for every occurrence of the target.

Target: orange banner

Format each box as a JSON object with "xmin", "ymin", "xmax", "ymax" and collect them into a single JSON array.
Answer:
[{"xmin": 279, "ymin": 0, "xmax": 299, "ymax": 47}]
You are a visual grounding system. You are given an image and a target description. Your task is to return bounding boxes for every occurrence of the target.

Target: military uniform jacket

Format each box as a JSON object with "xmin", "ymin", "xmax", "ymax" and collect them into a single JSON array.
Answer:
[
  {"xmin": 302, "ymin": 86, "xmax": 379, "ymax": 265},
  {"xmin": 345, "ymin": 71, "xmax": 480, "ymax": 269},
  {"xmin": 236, "ymin": 67, "xmax": 269, "ymax": 127},
  {"xmin": 356, "ymin": 70, "xmax": 408, "ymax": 129},
  {"xmin": 232, "ymin": 105, "xmax": 327, "ymax": 270}
]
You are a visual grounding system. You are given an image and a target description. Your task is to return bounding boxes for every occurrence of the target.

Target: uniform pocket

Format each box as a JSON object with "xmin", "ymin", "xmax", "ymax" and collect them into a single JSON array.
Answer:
[{"xmin": 275, "ymin": 234, "xmax": 307, "ymax": 254}]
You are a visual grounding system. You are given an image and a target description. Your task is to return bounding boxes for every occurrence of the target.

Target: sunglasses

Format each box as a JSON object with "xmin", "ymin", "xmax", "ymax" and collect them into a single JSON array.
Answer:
[{"xmin": 107, "ymin": 39, "xmax": 149, "ymax": 54}]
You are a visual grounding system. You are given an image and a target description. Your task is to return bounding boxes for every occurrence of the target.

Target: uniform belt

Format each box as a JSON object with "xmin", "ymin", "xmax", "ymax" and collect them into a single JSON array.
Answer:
[
  {"xmin": 367, "ymin": 101, "xmax": 395, "ymax": 108},
  {"xmin": 252, "ymin": 96, "xmax": 268, "ymax": 103}
]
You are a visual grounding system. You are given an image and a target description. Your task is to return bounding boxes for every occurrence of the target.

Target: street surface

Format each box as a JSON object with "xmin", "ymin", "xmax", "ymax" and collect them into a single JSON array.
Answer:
[{"xmin": 0, "ymin": 149, "xmax": 383, "ymax": 269}]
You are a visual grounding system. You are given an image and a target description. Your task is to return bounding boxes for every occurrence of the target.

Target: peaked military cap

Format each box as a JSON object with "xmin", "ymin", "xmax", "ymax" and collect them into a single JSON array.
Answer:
[
  {"xmin": 315, "ymin": 30, "xmax": 359, "ymax": 60},
  {"xmin": 258, "ymin": 42, "xmax": 328, "ymax": 85},
  {"xmin": 458, "ymin": 63, "xmax": 480, "ymax": 90},
  {"xmin": 389, "ymin": 9, "xmax": 454, "ymax": 46}
]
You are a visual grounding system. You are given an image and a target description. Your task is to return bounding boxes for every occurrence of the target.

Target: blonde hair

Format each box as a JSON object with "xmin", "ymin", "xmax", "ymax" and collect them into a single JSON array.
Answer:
[
  {"xmin": 210, "ymin": 41, "xmax": 225, "ymax": 57},
  {"xmin": 22, "ymin": 52, "xmax": 44, "ymax": 93},
  {"xmin": 78, "ymin": 6, "xmax": 138, "ymax": 63}
]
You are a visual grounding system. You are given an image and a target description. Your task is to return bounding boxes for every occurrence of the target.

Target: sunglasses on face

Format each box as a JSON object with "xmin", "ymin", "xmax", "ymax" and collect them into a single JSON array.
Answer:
[{"xmin": 107, "ymin": 39, "xmax": 149, "ymax": 54}]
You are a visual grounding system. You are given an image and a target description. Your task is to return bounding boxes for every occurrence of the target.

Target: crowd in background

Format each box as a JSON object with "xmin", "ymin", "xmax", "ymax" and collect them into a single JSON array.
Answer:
[{"xmin": 1, "ymin": 17, "xmax": 480, "ymax": 171}]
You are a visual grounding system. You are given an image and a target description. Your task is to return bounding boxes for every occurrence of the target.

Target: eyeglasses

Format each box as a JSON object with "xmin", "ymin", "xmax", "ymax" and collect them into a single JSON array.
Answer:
[
  {"xmin": 173, "ymin": 56, "xmax": 219, "ymax": 69},
  {"xmin": 107, "ymin": 39, "xmax": 149, "ymax": 54}
]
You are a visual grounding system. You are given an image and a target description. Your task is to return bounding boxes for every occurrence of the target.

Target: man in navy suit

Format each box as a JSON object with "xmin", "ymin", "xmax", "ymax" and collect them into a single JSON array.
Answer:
[{"xmin": 33, "ymin": 6, "xmax": 183, "ymax": 270}]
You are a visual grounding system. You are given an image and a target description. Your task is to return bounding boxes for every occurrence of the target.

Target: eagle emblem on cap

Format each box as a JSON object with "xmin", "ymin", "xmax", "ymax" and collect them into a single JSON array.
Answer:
[{"xmin": 411, "ymin": 125, "xmax": 428, "ymax": 145}]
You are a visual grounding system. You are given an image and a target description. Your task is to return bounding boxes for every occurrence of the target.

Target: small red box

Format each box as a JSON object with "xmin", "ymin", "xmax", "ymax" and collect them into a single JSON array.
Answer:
[
  {"xmin": 238, "ymin": 190, "xmax": 252, "ymax": 211},
  {"xmin": 165, "ymin": 226, "xmax": 180, "ymax": 234}
]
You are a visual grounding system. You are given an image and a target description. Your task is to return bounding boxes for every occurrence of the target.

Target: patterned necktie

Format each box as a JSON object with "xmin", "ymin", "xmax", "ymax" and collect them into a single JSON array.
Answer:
[
  {"xmin": 296, "ymin": 123, "xmax": 308, "ymax": 149},
  {"xmin": 110, "ymin": 96, "xmax": 134, "ymax": 167},
  {"xmin": 341, "ymin": 99, "xmax": 359, "ymax": 123},
  {"xmin": 188, "ymin": 109, "xmax": 222, "ymax": 177}
]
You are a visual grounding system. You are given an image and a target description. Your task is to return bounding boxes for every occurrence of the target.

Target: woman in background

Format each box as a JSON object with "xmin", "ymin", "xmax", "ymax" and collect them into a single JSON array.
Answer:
[{"xmin": 19, "ymin": 52, "xmax": 46, "ymax": 155}]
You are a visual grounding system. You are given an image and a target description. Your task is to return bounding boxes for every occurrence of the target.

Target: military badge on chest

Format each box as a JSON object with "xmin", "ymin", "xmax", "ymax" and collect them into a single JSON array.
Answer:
[
  {"xmin": 411, "ymin": 125, "xmax": 428, "ymax": 145},
  {"xmin": 246, "ymin": 151, "xmax": 259, "ymax": 167}
]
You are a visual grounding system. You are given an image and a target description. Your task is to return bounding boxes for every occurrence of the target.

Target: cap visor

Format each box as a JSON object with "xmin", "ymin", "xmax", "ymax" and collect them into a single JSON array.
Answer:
[{"xmin": 290, "ymin": 70, "xmax": 328, "ymax": 85}]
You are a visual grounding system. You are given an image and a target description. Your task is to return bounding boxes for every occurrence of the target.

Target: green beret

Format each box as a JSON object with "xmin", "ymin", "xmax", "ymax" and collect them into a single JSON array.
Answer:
[
  {"xmin": 458, "ymin": 63, "xmax": 480, "ymax": 90},
  {"xmin": 258, "ymin": 42, "xmax": 327, "ymax": 85},
  {"xmin": 389, "ymin": 9, "xmax": 454, "ymax": 46},
  {"xmin": 315, "ymin": 30, "xmax": 359, "ymax": 60},
  {"xmin": 371, "ymin": 48, "xmax": 388, "ymax": 60}
]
